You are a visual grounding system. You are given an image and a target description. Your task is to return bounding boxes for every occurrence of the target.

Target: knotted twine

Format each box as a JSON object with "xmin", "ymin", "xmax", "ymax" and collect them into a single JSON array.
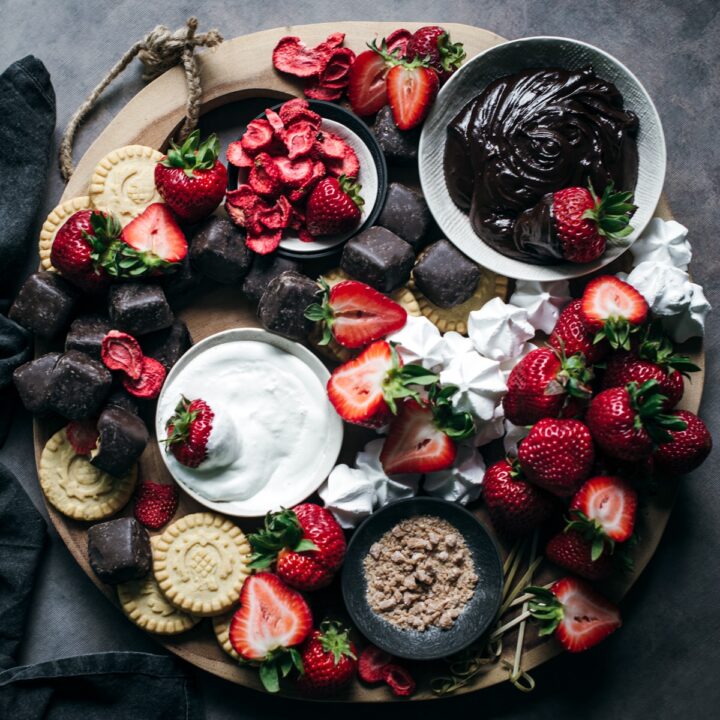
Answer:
[{"xmin": 58, "ymin": 17, "xmax": 222, "ymax": 181}]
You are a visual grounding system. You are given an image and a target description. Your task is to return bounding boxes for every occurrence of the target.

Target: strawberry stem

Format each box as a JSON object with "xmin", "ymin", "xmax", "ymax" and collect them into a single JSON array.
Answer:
[
  {"xmin": 248, "ymin": 508, "xmax": 318, "ymax": 570},
  {"xmin": 582, "ymin": 181, "xmax": 637, "ymax": 245},
  {"xmin": 161, "ymin": 129, "xmax": 220, "ymax": 177}
]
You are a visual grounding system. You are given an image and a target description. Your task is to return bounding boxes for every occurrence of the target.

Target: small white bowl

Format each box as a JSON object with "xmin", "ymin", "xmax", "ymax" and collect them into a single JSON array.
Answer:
[
  {"xmin": 419, "ymin": 36, "xmax": 666, "ymax": 281},
  {"xmin": 155, "ymin": 328, "xmax": 343, "ymax": 517}
]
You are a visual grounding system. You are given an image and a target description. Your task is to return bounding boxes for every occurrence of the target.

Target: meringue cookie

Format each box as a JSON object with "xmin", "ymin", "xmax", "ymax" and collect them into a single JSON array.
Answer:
[
  {"xmin": 436, "ymin": 330, "xmax": 474, "ymax": 370},
  {"xmin": 387, "ymin": 314, "xmax": 444, "ymax": 371},
  {"xmin": 355, "ymin": 438, "xmax": 421, "ymax": 499},
  {"xmin": 500, "ymin": 342, "xmax": 538, "ymax": 382},
  {"xmin": 631, "ymin": 218, "xmax": 692, "ymax": 270},
  {"xmin": 424, "ymin": 445, "xmax": 486, "ymax": 504},
  {"xmin": 468, "ymin": 297, "xmax": 535, "ymax": 362},
  {"xmin": 472, "ymin": 403, "xmax": 506, "ymax": 447},
  {"xmin": 440, "ymin": 351, "xmax": 507, "ymax": 421},
  {"xmin": 509, "ymin": 280, "xmax": 571, "ymax": 334},
  {"xmin": 625, "ymin": 262, "xmax": 694, "ymax": 317},
  {"xmin": 663, "ymin": 283, "xmax": 711, "ymax": 343},
  {"xmin": 503, "ymin": 420, "xmax": 531, "ymax": 457}
]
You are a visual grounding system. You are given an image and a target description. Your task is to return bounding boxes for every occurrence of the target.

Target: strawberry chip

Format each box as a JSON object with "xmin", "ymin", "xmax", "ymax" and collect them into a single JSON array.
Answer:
[
  {"xmin": 383, "ymin": 665, "xmax": 415, "ymax": 697},
  {"xmin": 101, "ymin": 330, "xmax": 144, "ymax": 379},
  {"xmin": 273, "ymin": 156, "xmax": 314, "ymax": 188},
  {"xmin": 323, "ymin": 32, "xmax": 346, "ymax": 49},
  {"xmin": 278, "ymin": 98, "xmax": 322, "ymax": 128},
  {"xmin": 246, "ymin": 227, "xmax": 283, "ymax": 255},
  {"xmin": 272, "ymin": 35, "xmax": 335, "ymax": 78},
  {"xmin": 249, "ymin": 156, "xmax": 282, "ymax": 198},
  {"xmin": 283, "ymin": 121, "xmax": 317, "ymax": 159},
  {"xmin": 298, "ymin": 228, "xmax": 316, "ymax": 243},
  {"xmin": 265, "ymin": 108, "xmax": 285, "ymax": 136},
  {"xmin": 304, "ymin": 83, "xmax": 344, "ymax": 101},
  {"xmin": 257, "ymin": 195, "xmax": 292, "ymax": 230},
  {"xmin": 66, "ymin": 419, "xmax": 99, "ymax": 456},
  {"xmin": 325, "ymin": 146, "xmax": 360, "ymax": 179},
  {"xmin": 313, "ymin": 130, "xmax": 349, "ymax": 160},
  {"xmin": 240, "ymin": 118, "xmax": 275, "ymax": 154},
  {"xmin": 226, "ymin": 140, "xmax": 254, "ymax": 168},
  {"xmin": 385, "ymin": 28, "xmax": 412, "ymax": 56},
  {"xmin": 319, "ymin": 47, "xmax": 356, "ymax": 84},
  {"xmin": 122, "ymin": 356, "xmax": 166, "ymax": 399}
]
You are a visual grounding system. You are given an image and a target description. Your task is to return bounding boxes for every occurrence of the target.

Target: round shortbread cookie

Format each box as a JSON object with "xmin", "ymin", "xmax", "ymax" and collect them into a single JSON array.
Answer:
[
  {"xmin": 89, "ymin": 145, "xmax": 164, "ymax": 225},
  {"xmin": 153, "ymin": 513, "xmax": 251, "ymax": 617},
  {"xmin": 212, "ymin": 611, "xmax": 241, "ymax": 660},
  {"xmin": 38, "ymin": 196, "xmax": 92, "ymax": 272},
  {"xmin": 38, "ymin": 428, "xmax": 137, "ymax": 521},
  {"xmin": 410, "ymin": 271, "xmax": 509, "ymax": 335}
]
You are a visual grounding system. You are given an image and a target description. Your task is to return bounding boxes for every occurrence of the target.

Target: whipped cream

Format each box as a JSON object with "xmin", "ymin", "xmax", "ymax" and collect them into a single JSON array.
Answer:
[
  {"xmin": 663, "ymin": 283, "xmax": 711, "ymax": 343},
  {"xmin": 509, "ymin": 280, "xmax": 571, "ymax": 334},
  {"xmin": 624, "ymin": 262, "xmax": 694, "ymax": 317},
  {"xmin": 631, "ymin": 218, "xmax": 692, "ymax": 270},
  {"xmin": 387, "ymin": 314, "xmax": 445, "ymax": 371},
  {"xmin": 157, "ymin": 341, "xmax": 331, "ymax": 505},
  {"xmin": 440, "ymin": 351, "xmax": 507, "ymax": 421},
  {"xmin": 319, "ymin": 439, "xmax": 420, "ymax": 528},
  {"xmin": 424, "ymin": 445, "xmax": 486, "ymax": 504},
  {"xmin": 468, "ymin": 297, "xmax": 535, "ymax": 362}
]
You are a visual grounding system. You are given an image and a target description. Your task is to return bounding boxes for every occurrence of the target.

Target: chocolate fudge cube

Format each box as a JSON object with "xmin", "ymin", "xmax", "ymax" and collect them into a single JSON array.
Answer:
[
  {"xmin": 13, "ymin": 352, "xmax": 61, "ymax": 416},
  {"xmin": 373, "ymin": 105, "xmax": 420, "ymax": 164},
  {"xmin": 9, "ymin": 272, "xmax": 78, "ymax": 339},
  {"xmin": 142, "ymin": 320, "xmax": 192, "ymax": 371},
  {"xmin": 258, "ymin": 271, "xmax": 319, "ymax": 341},
  {"xmin": 108, "ymin": 284, "xmax": 173, "ymax": 336},
  {"xmin": 90, "ymin": 406, "xmax": 148, "ymax": 477},
  {"xmin": 160, "ymin": 256, "xmax": 203, "ymax": 308},
  {"xmin": 65, "ymin": 315, "xmax": 113, "ymax": 360},
  {"xmin": 87, "ymin": 517, "xmax": 151, "ymax": 584},
  {"xmin": 105, "ymin": 390, "xmax": 139, "ymax": 416},
  {"xmin": 413, "ymin": 239, "xmax": 481, "ymax": 308},
  {"xmin": 377, "ymin": 183, "xmax": 432, "ymax": 250},
  {"xmin": 340, "ymin": 226, "xmax": 415, "ymax": 293},
  {"xmin": 190, "ymin": 216, "xmax": 252, "ymax": 283},
  {"xmin": 46, "ymin": 350, "xmax": 112, "ymax": 419},
  {"xmin": 242, "ymin": 254, "xmax": 301, "ymax": 304}
]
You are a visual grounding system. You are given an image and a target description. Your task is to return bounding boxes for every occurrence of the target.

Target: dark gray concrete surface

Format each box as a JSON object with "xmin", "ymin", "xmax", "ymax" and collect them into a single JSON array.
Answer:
[{"xmin": 1, "ymin": 1, "xmax": 718, "ymax": 717}]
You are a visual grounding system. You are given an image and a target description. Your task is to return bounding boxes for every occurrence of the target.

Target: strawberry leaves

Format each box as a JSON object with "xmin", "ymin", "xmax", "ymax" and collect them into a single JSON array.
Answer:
[
  {"xmin": 161, "ymin": 129, "xmax": 221, "ymax": 177},
  {"xmin": 258, "ymin": 647, "xmax": 304, "ymax": 693},
  {"xmin": 525, "ymin": 586, "xmax": 565, "ymax": 636},
  {"xmin": 248, "ymin": 508, "xmax": 319, "ymax": 570},
  {"xmin": 583, "ymin": 181, "xmax": 637, "ymax": 244},
  {"xmin": 429, "ymin": 384, "xmax": 475, "ymax": 440},
  {"xmin": 381, "ymin": 345, "xmax": 438, "ymax": 414},
  {"xmin": 630, "ymin": 379, "xmax": 688, "ymax": 445}
]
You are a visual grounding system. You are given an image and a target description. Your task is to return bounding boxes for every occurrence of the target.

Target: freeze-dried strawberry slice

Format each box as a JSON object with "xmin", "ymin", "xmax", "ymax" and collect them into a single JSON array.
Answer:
[
  {"xmin": 298, "ymin": 228, "xmax": 316, "ymax": 243},
  {"xmin": 265, "ymin": 108, "xmax": 285, "ymax": 135},
  {"xmin": 273, "ymin": 156, "xmax": 314, "ymax": 187},
  {"xmin": 383, "ymin": 665, "xmax": 415, "ymax": 697},
  {"xmin": 385, "ymin": 28, "xmax": 412, "ymax": 56},
  {"xmin": 66, "ymin": 419, "xmax": 99, "ymax": 455},
  {"xmin": 313, "ymin": 131, "xmax": 349, "ymax": 160},
  {"xmin": 288, "ymin": 163, "xmax": 326, "ymax": 203},
  {"xmin": 323, "ymin": 32, "xmax": 346, "ymax": 49},
  {"xmin": 226, "ymin": 184, "xmax": 263, "ymax": 228},
  {"xmin": 325, "ymin": 146, "xmax": 360, "ymax": 179},
  {"xmin": 240, "ymin": 118, "xmax": 275, "ymax": 153},
  {"xmin": 122, "ymin": 356, "xmax": 166, "ymax": 399},
  {"xmin": 278, "ymin": 98, "xmax": 322, "ymax": 128},
  {"xmin": 226, "ymin": 140, "xmax": 254, "ymax": 168},
  {"xmin": 257, "ymin": 195, "xmax": 292, "ymax": 230},
  {"xmin": 288, "ymin": 203, "xmax": 305, "ymax": 229},
  {"xmin": 304, "ymin": 83, "xmax": 344, "ymax": 101},
  {"xmin": 320, "ymin": 47, "xmax": 356, "ymax": 83},
  {"xmin": 249, "ymin": 154, "xmax": 282, "ymax": 198},
  {"xmin": 101, "ymin": 330, "xmax": 144, "ymax": 379},
  {"xmin": 273, "ymin": 35, "xmax": 337, "ymax": 78},
  {"xmin": 246, "ymin": 227, "xmax": 283, "ymax": 254},
  {"xmin": 283, "ymin": 121, "xmax": 317, "ymax": 159}
]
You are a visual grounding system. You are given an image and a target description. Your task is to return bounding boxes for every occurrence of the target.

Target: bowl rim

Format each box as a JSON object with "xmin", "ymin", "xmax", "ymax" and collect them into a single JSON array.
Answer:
[
  {"xmin": 154, "ymin": 327, "xmax": 344, "ymax": 517},
  {"xmin": 418, "ymin": 34, "xmax": 667, "ymax": 281}
]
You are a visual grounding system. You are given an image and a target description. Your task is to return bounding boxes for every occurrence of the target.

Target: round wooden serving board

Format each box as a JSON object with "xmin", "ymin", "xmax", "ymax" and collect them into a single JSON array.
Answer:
[{"xmin": 33, "ymin": 22, "xmax": 704, "ymax": 701}]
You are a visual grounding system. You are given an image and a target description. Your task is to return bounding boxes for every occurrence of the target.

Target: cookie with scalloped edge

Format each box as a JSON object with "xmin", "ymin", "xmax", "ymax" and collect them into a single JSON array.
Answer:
[
  {"xmin": 89, "ymin": 145, "xmax": 164, "ymax": 225},
  {"xmin": 38, "ymin": 427, "xmax": 137, "ymax": 521},
  {"xmin": 153, "ymin": 512, "xmax": 251, "ymax": 617},
  {"xmin": 212, "ymin": 611, "xmax": 242, "ymax": 660},
  {"xmin": 38, "ymin": 196, "xmax": 93, "ymax": 272}
]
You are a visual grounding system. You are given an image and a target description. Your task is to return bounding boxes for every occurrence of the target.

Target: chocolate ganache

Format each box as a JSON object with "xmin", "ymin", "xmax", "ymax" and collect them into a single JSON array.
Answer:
[{"xmin": 444, "ymin": 66, "xmax": 639, "ymax": 264}]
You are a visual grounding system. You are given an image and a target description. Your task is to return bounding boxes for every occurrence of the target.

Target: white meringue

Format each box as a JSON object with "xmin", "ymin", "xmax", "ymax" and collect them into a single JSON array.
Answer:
[
  {"xmin": 386, "ymin": 314, "xmax": 445, "ymax": 371},
  {"xmin": 440, "ymin": 351, "xmax": 507, "ymax": 421},
  {"xmin": 625, "ymin": 261, "xmax": 694, "ymax": 317},
  {"xmin": 468, "ymin": 297, "xmax": 535, "ymax": 362},
  {"xmin": 509, "ymin": 280, "xmax": 572, "ymax": 334},
  {"xmin": 663, "ymin": 283, "xmax": 711, "ymax": 343},
  {"xmin": 436, "ymin": 330, "xmax": 474, "ymax": 370},
  {"xmin": 423, "ymin": 445, "xmax": 486, "ymax": 505},
  {"xmin": 503, "ymin": 420, "xmax": 531, "ymax": 457},
  {"xmin": 472, "ymin": 403, "xmax": 506, "ymax": 447},
  {"xmin": 631, "ymin": 218, "xmax": 692, "ymax": 270},
  {"xmin": 499, "ymin": 342, "xmax": 538, "ymax": 382}
]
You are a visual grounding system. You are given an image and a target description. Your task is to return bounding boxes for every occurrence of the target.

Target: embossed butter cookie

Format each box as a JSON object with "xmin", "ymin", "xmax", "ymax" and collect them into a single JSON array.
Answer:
[
  {"xmin": 89, "ymin": 145, "xmax": 164, "ymax": 225},
  {"xmin": 38, "ymin": 196, "xmax": 93, "ymax": 272},
  {"xmin": 212, "ymin": 611, "xmax": 241, "ymax": 660},
  {"xmin": 39, "ymin": 427, "xmax": 137, "ymax": 521},
  {"xmin": 153, "ymin": 512, "xmax": 251, "ymax": 616}
]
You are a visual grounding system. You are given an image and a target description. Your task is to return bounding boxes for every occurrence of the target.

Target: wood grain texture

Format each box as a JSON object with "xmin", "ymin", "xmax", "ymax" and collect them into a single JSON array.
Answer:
[{"xmin": 33, "ymin": 22, "xmax": 704, "ymax": 702}]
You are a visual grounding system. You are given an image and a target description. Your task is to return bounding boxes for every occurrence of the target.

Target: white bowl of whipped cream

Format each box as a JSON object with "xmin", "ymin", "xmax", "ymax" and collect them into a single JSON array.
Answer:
[{"xmin": 155, "ymin": 328, "xmax": 343, "ymax": 517}]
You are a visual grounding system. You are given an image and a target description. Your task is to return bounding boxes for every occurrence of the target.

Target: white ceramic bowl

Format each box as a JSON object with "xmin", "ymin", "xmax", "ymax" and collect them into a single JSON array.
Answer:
[
  {"xmin": 419, "ymin": 36, "xmax": 666, "ymax": 281},
  {"xmin": 155, "ymin": 328, "xmax": 344, "ymax": 517}
]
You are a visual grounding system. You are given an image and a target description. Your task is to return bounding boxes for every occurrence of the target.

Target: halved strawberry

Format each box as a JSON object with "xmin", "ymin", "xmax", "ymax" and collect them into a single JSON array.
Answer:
[
  {"xmin": 347, "ymin": 46, "xmax": 393, "ymax": 116},
  {"xmin": 66, "ymin": 419, "xmax": 99, "ymax": 455},
  {"xmin": 569, "ymin": 475, "xmax": 638, "ymax": 543},
  {"xmin": 527, "ymin": 577, "xmax": 621, "ymax": 653},
  {"xmin": 580, "ymin": 275, "xmax": 649, "ymax": 350},
  {"xmin": 385, "ymin": 60, "xmax": 439, "ymax": 130},
  {"xmin": 229, "ymin": 572, "xmax": 313, "ymax": 692}
]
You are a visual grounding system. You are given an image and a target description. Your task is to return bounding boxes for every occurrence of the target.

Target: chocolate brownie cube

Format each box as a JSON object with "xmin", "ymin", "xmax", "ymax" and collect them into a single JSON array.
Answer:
[
  {"xmin": 242, "ymin": 254, "xmax": 301, "ymax": 304},
  {"xmin": 340, "ymin": 226, "xmax": 415, "ymax": 293},
  {"xmin": 13, "ymin": 352, "xmax": 61, "ymax": 416},
  {"xmin": 160, "ymin": 256, "xmax": 203, "ymax": 309},
  {"xmin": 46, "ymin": 350, "xmax": 112, "ymax": 419},
  {"xmin": 377, "ymin": 182, "xmax": 432, "ymax": 250},
  {"xmin": 413, "ymin": 239, "xmax": 481, "ymax": 308},
  {"xmin": 190, "ymin": 216, "xmax": 253, "ymax": 283},
  {"xmin": 90, "ymin": 406, "xmax": 148, "ymax": 477},
  {"xmin": 105, "ymin": 390, "xmax": 139, "ymax": 416},
  {"xmin": 142, "ymin": 320, "xmax": 192, "ymax": 371},
  {"xmin": 87, "ymin": 517, "xmax": 151, "ymax": 584},
  {"xmin": 258, "ymin": 271, "xmax": 319, "ymax": 341},
  {"xmin": 9, "ymin": 272, "xmax": 78, "ymax": 339},
  {"xmin": 373, "ymin": 105, "xmax": 420, "ymax": 164},
  {"xmin": 108, "ymin": 284, "xmax": 173, "ymax": 336},
  {"xmin": 65, "ymin": 315, "xmax": 113, "ymax": 360}
]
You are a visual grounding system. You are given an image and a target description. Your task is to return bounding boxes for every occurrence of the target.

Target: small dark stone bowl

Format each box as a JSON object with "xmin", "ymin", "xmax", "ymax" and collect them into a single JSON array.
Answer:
[{"xmin": 341, "ymin": 497, "xmax": 504, "ymax": 661}]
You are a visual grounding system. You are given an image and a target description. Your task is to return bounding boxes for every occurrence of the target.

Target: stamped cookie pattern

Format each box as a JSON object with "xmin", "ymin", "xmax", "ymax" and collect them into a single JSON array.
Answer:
[
  {"xmin": 89, "ymin": 145, "xmax": 164, "ymax": 225},
  {"xmin": 39, "ymin": 428, "xmax": 137, "ymax": 521},
  {"xmin": 153, "ymin": 513, "xmax": 251, "ymax": 616},
  {"xmin": 38, "ymin": 196, "xmax": 93, "ymax": 271}
]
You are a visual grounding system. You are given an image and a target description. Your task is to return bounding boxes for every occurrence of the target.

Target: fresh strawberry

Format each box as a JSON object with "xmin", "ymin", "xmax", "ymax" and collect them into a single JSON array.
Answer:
[
  {"xmin": 347, "ymin": 43, "xmax": 396, "ymax": 116},
  {"xmin": 133, "ymin": 480, "xmax": 179, "ymax": 530},
  {"xmin": 249, "ymin": 503, "xmax": 346, "ymax": 592},
  {"xmin": 551, "ymin": 184, "xmax": 636, "ymax": 264},
  {"xmin": 357, "ymin": 645, "xmax": 393, "ymax": 683},
  {"xmin": 382, "ymin": 665, "xmax": 415, "ymax": 697},
  {"xmin": 503, "ymin": 347, "xmax": 593, "ymax": 426},
  {"xmin": 117, "ymin": 203, "xmax": 188, "ymax": 275},
  {"xmin": 653, "ymin": 409, "xmax": 712, "ymax": 474},
  {"xmin": 549, "ymin": 299, "xmax": 609, "ymax": 364},
  {"xmin": 154, "ymin": 131, "xmax": 228, "ymax": 223},
  {"xmin": 386, "ymin": 58, "xmax": 439, "ymax": 130},
  {"xmin": 482, "ymin": 458, "xmax": 559, "ymax": 538},
  {"xmin": 100, "ymin": 330, "xmax": 144, "ymax": 379},
  {"xmin": 305, "ymin": 279, "xmax": 407, "ymax": 349},
  {"xmin": 65, "ymin": 419, "xmax": 99, "ymax": 455},
  {"xmin": 586, "ymin": 380, "xmax": 687, "ymax": 461},
  {"xmin": 379, "ymin": 386, "xmax": 474, "ymax": 475},
  {"xmin": 527, "ymin": 577, "xmax": 621, "ymax": 652},
  {"xmin": 163, "ymin": 396, "xmax": 213, "ymax": 467},
  {"xmin": 518, "ymin": 418, "xmax": 594, "ymax": 497},
  {"xmin": 406, "ymin": 25, "xmax": 465, "ymax": 82},
  {"xmin": 297, "ymin": 620, "xmax": 357, "ymax": 695},
  {"xmin": 545, "ymin": 530, "xmax": 614, "ymax": 580},
  {"xmin": 121, "ymin": 356, "xmax": 166, "ymax": 399},
  {"xmin": 326, "ymin": 340, "xmax": 438, "ymax": 428},
  {"xmin": 569, "ymin": 475, "xmax": 638, "ymax": 544},
  {"xmin": 50, "ymin": 210, "xmax": 113, "ymax": 292},
  {"xmin": 306, "ymin": 175, "xmax": 363, "ymax": 236},
  {"xmin": 229, "ymin": 572, "xmax": 313, "ymax": 693},
  {"xmin": 580, "ymin": 275, "xmax": 649, "ymax": 351}
]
